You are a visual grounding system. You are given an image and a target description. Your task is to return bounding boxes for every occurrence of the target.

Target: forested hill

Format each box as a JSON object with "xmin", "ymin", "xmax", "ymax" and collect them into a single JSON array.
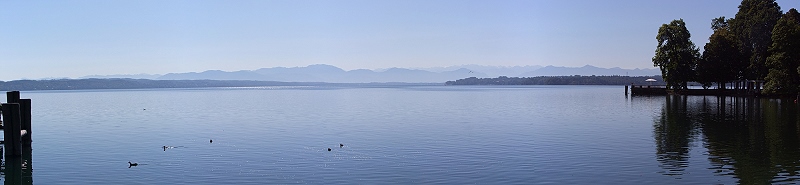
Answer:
[
  {"xmin": 445, "ymin": 76, "xmax": 665, "ymax": 85},
  {"xmin": 0, "ymin": 78, "xmax": 321, "ymax": 91}
]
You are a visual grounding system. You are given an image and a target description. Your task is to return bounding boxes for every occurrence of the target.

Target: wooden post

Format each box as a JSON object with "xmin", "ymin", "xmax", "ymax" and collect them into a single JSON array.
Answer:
[
  {"xmin": 22, "ymin": 137, "xmax": 33, "ymax": 184},
  {"xmin": 625, "ymin": 85, "xmax": 628, "ymax": 95},
  {"xmin": 7, "ymin": 91, "xmax": 20, "ymax": 103},
  {"xmin": 2, "ymin": 103, "xmax": 23, "ymax": 157},
  {"xmin": 3, "ymin": 152, "xmax": 31, "ymax": 185},
  {"xmin": 20, "ymin": 99, "xmax": 32, "ymax": 144},
  {"xmin": 4, "ymin": 157, "xmax": 23, "ymax": 184}
]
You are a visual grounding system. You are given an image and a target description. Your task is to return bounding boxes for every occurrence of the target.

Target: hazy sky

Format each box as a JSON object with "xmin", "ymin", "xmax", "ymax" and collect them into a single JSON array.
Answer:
[{"xmin": 1, "ymin": 0, "xmax": 798, "ymax": 80}]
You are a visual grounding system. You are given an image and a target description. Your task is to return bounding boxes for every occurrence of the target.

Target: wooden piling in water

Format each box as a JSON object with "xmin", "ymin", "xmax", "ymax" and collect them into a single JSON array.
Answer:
[
  {"xmin": 3, "ymin": 91, "xmax": 29, "ymax": 157},
  {"xmin": 625, "ymin": 85, "xmax": 628, "ymax": 95},
  {"xmin": 4, "ymin": 157, "xmax": 23, "ymax": 184},
  {"xmin": 20, "ymin": 99, "xmax": 32, "ymax": 144},
  {"xmin": 7, "ymin": 91, "xmax": 20, "ymax": 103},
  {"xmin": 2, "ymin": 103, "xmax": 23, "ymax": 157}
]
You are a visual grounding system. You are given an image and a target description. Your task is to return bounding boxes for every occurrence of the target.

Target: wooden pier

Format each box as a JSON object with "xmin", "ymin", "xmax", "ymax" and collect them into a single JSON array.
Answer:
[
  {"xmin": 627, "ymin": 80, "xmax": 765, "ymax": 96},
  {"xmin": 629, "ymin": 85, "xmax": 668, "ymax": 95}
]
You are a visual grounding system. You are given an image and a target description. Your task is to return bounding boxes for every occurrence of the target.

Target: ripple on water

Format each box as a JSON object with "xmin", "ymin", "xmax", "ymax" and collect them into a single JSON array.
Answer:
[{"xmin": 14, "ymin": 86, "xmax": 800, "ymax": 184}]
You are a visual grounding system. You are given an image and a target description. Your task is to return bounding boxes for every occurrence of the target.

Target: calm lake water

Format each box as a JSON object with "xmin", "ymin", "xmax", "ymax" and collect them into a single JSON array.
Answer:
[{"xmin": 1, "ymin": 85, "xmax": 799, "ymax": 184}]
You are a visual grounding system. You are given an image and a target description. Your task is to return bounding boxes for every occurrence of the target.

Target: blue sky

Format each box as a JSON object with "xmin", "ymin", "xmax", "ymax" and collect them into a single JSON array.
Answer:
[{"xmin": 0, "ymin": 0, "xmax": 797, "ymax": 80}]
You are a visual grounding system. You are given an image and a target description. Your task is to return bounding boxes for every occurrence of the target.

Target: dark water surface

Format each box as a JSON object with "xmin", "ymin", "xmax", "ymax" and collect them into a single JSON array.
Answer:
[{"xmin": 1, "ymin": 85, "xmax": 799, "ymax": 184}]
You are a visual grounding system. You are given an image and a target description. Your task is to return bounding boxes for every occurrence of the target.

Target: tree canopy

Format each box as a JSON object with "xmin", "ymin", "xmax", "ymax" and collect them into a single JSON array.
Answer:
[
  {"xmin": 652, "ymin": 0, "xmax": 800, "ymax": 96},
  {"xmin": 764, "ymin": 8, "xmax": 800, "ymax": 94},
  {"xmin": 698, "ymin": 17, "xmax": 744, "ymax": 89},
  {"xmin": 653, "ymin": 19, "xmax": 699, "ymax": 90},
  {"xmin": 729, "ymin": 0, "xmax": 783, "ymax": 80}
]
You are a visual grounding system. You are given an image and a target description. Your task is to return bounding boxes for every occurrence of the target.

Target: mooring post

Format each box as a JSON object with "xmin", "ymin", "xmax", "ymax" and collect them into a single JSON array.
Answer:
[
  {"xmin": 625, "ymin": 85, "xmax": 628, "ymax": 95},
  {"xmin": 7, "ymin": 91, "xmax": 20, "ymax": 103},
  {"xmin": 20, "ymin": 99, "xmax": 32, "ymax": 144},
  {"xmin": 4, "ymin": 157, "xmax": 23, "ymax": 185},
  {"xmin": 2, "ymin": 103, "xmax": 23, "ymax": 157},
  {"xmin": 22, "ymin": 136, "xmax": 33, "ymax": 185}
]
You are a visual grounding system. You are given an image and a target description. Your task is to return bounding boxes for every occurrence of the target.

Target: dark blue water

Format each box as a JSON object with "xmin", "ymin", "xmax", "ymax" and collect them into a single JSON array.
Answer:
[{"xmin": 1, "ymin": 85, "xmax": 798, "ymax": 184}]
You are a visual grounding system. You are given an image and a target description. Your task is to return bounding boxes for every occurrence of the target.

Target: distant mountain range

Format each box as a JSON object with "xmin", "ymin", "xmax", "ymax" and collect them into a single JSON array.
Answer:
[
  {"xmin": 413, "ymin": 65, "xmax": 545, "ymax": 77},
  {"xmin": 80, "ymin": 64, "xmax": 661, "ymax": 83},
  {"xmin": 82, "ymin": 73, "xmax": 162, "ymax": 80},
  {"xmin": 520, "ymin": 65, "xmax": 660, "ymax": 77}
]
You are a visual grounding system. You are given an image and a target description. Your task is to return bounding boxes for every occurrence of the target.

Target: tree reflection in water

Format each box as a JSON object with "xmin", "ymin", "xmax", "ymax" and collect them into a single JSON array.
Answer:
[
  {"xmin": 654, "ymin": 95, "xmax": 800, "ymax": 184},
  {"xmin": 654, "ymin": 95, "xmax": 698, "ymax": 177}
]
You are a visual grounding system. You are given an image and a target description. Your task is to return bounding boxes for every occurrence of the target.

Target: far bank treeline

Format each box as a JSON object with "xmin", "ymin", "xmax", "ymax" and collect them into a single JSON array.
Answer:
[
  {"xmin": 654, "ymin": 0, "xmax": 800, "ymax": 95},
  {"xmin": 445, "ymin": 75, "xmax": 664, "ymax": 85}
]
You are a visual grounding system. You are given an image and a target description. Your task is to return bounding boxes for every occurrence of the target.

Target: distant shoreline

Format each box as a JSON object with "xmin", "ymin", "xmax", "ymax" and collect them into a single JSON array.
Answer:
[
  {"xmin": 0, "ymin": 76, "xmax": 672, "ymax": 92},
  {"xmin": 446, "ymin": 75, "xmax": 666, "ymax": 86}
]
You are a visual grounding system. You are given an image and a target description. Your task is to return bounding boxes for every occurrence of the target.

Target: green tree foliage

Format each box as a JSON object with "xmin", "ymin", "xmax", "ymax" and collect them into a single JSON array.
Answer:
[
  {"xmin": 698, "ymin": 17, "xmax": 744, "ymax": 89},
  {"xmin": 695, "ymin": 58, "xmax": 714, "ymax": 89},
  {"xmin": 711, "ymin": 16, "xmax": 729, "ymax": 31},
  {"xmin": 653, "ymin": 19, "xmax": 700, "ymax": 90},
  {"xmin": 764, "ymin": 9, "xmax": 800, "ymax": 94},
  {"xmin": 729, "ymin": 0, "xmax": 782, "ymax": 80}
]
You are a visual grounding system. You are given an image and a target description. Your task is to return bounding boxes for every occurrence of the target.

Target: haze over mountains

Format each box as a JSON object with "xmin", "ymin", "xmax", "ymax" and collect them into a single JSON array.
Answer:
[{"xmin": 81, "ymin": 64, "xmax": 660, "ymax": 83}]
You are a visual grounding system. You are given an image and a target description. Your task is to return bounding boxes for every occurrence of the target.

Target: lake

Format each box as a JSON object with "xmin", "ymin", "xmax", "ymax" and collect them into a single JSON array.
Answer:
[{"xmin": 1, "ymin": 85, "xmax": 799, "ymax": 184}]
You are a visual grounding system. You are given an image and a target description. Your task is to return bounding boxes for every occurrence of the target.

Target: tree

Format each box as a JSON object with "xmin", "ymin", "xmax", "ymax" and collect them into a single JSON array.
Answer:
[
  {"xmin": 729, "ymin": 0, "xmax": 783, "ymax": 80},
  {"xmin": 698, "ymin": 17, "xmax": 744, "ymax": 89},
  {"xmin": 653, "ymin": 19, "xmax": 700, "ymax": 90},
  {"xmin": 695, "ymin": 57, "xmax": 714, "ymax": 89},
  {"xmin": 764, "ymin": 8, "xmax": 800, "ymax": 94},
  {"xmin": 711, "ymin": 16, "xmax": 729, "ymax": 31}
]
